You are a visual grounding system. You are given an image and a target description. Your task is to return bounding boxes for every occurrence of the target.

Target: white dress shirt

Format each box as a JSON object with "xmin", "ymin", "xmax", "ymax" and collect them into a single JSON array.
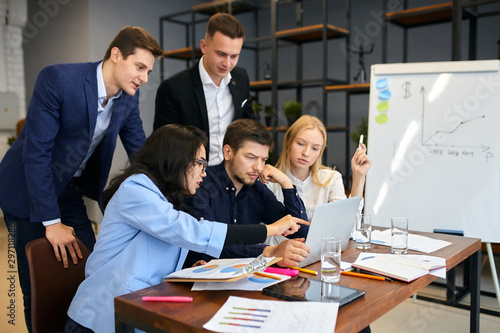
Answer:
[
  {"xmin": 265, "ymin": 168, "xmax": 349, "ymax": 246},
  {"xmin": 199, "ymin": 56, "xmax": 235, "ymax": 165},
  {"xmin": 268, "ymin": 169, "xmax": 347, "ymax": 221}
]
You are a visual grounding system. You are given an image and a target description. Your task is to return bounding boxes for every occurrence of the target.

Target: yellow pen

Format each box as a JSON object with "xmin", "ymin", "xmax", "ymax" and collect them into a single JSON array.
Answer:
[{"xmin": 287, "ymin": 266, "xmax": 318, "ymax": 276}]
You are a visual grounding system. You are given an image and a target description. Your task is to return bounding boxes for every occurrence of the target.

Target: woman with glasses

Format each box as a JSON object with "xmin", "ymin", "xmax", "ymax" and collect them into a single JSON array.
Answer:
[{"xmin": 65, "ymin": 124, "xmax": 308, "ymax": 333}]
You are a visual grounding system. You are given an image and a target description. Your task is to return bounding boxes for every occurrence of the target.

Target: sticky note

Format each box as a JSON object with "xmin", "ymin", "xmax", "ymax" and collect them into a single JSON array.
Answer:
[
  {"xmin": 378, "ymin": 89, "xmax": 391, "ymax": 100},
  {"xmin": 377, "ymin": 101, "xmax": 389, "ymax": 112},
  {"xmin": 375, "ymin": 114, "xmax": 388, "ymax": 124},
  {"xmin": 376, "ymin": 78, "xmax": 388, "ymax": 89}
]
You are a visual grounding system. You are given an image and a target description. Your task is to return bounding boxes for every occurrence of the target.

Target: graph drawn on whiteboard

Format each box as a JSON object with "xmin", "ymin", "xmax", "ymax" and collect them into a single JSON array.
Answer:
[
  {"xmin": 418, "ymin": 83, "xmax": 493, "ymax": 161},
  {"xmin": 379, "ymin": 73, "xmax": 497, "ymax": 164}
]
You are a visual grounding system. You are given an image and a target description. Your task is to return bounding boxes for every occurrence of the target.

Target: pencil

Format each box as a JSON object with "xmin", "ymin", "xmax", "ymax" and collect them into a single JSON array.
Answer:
[
  {"xmin": 341, "ymin": 270, "xmax": 388, "ymax": 281},
  {"xmin": 286, "ymin": 266, "xmax": 318, "ymax": 276},
  {"xmin": 358, "ymin": 269, "xmax": 393, "ymax": 281},
  {"xmin": 254, "ymin": 272, "xmax": 280, "ymax": 280}
]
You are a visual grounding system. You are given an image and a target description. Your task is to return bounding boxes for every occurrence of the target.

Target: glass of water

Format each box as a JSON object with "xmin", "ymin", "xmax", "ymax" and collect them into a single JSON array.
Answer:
[
  {"xmin": 355, "ymin": 214, "xmax": 372, "ymax": 249},
  {"xmin": 320, "ymin": 236, "xmax": 341, "ymax": 283},
  {"xmin": 391, "ymin": 217, "xmax": 408, "ymax": 254}
]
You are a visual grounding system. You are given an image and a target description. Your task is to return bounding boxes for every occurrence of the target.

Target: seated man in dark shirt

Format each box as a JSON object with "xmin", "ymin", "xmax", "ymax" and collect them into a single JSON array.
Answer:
[{"xmin": 185, "ymin": 119, "xmax": 311, "ymax": 268}]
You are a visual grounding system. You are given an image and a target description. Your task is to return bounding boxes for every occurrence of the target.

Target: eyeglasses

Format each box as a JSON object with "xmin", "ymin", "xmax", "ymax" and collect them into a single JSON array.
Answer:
[{"xmin": 194, "ymin": 158, "xmax": 208, "ymax": 173}]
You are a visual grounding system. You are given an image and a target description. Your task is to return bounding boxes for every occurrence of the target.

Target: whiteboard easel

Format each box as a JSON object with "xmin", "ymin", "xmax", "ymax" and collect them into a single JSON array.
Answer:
[{"xmin": 365, "ymin": 60, "xmax": 500, "ymax": 310}]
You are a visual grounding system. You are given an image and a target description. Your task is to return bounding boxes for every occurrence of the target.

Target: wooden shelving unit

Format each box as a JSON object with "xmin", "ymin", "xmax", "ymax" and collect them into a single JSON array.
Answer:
[
  {"xmin": 259, "ymin": 0, "xmax": 354, "ymax": 171},
  {"xmin": 382, "ymin": 1, "xmax": 469, "ymax": 62},
  {"xmin": 162, "ymin": 47, "xmax": 202, "ymax": 60},
  {"xmin": 385, "ymin": 2, "xmax": 455, "ymax": 27},
  {"xmin": 159, "ymin": 0, "xmax": 258, "ymax": 78},
  {"xmin": 382, "ymin": 0, "xmax": 500, "ymax": 62},
  {"xmin": 192, "ymin": 0, "xmax": 258, "ymax": 15},
  {"xmin": 325, "ymin": 83, "xmax": 370, "ymax": 93},
  {"xmin": 275, "ymin": 24, "xmax": 349, "ymax": 42},
  {"xmin": 250, "ymin": 78, "xmax": 344, "ymax": 91},
  {"xmin": 249, "ymin": 80, "xmax": 272, "ymax": 90}
]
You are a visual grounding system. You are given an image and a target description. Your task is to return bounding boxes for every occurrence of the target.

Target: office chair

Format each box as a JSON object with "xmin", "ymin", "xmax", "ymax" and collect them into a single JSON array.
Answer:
[{"xmin": 26, "ymin": 237, "xmax": 91, "ymax": 333}]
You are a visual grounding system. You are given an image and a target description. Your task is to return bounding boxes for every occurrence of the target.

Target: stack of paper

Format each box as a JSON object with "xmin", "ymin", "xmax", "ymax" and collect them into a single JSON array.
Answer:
[
  {"xmin": 352, "ymin": 253, "xmax": 446, "ymax": 282},
  {"xmin": 371, "ymin": 229, "xmax": 451, "ymax": 253}
]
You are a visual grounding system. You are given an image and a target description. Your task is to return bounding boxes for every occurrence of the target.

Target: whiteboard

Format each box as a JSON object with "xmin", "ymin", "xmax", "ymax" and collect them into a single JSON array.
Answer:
[{"xmin": 364, "ymin": 60, "xmax": 500, "ymax": 243}]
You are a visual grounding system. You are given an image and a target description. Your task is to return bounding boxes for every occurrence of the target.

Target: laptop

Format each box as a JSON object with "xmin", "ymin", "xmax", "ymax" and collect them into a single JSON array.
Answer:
[{"xmin": 300, "ymin": 196, "xmax": 362, "ymax": 267}]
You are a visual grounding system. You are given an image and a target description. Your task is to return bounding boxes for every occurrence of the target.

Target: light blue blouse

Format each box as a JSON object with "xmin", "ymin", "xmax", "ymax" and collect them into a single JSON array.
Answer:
[{"xmin": 67, "ymin": 173, "xmax": 227, "ymax": 332}]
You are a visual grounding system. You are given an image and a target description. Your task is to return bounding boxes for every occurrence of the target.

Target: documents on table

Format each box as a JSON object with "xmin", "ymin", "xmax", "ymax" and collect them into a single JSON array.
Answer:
[
  {"xmin": 192, "ymin": 272, "xmax": 290, "ymax": 291},
  {"xmin": 340, "ymin": 261, "xmax": 354, "ymax": 271},
  {"xmin": 371, "ymin": 229, "xmax": 451, "ymax": 253},
  {"xmin": 352, "ymin": 252, "xmax": 446, "ymax": 282},
  {"xmin": 164, "ymin": 257, "xmax": 281, "ymax": 282},
  {"xmin": 203, "ymin": 296, "xmax": 338, "ymax": 333}
]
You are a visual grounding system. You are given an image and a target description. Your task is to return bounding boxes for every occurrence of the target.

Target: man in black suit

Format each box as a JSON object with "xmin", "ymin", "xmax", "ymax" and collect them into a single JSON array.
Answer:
[{"xmin": 154, "ymin": 13, "xmax": 254, "ymax": 165}]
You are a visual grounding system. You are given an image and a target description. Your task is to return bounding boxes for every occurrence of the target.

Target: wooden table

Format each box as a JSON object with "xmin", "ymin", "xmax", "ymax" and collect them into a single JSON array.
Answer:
[{"xmin": 115, "ymin": 231, "xmax": 481, "ymax": 333}]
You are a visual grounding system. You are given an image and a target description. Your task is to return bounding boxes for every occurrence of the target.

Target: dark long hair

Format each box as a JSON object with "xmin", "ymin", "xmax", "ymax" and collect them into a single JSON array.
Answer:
[{"xmin": 102, "ymin": 124, "xmax": 207, "ymax": 210}]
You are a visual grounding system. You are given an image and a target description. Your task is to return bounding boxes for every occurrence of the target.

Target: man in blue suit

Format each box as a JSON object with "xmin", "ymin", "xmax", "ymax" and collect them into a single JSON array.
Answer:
[{"xmin": 0, "ymin": 26, "xmax": 162, "ymax": 332}]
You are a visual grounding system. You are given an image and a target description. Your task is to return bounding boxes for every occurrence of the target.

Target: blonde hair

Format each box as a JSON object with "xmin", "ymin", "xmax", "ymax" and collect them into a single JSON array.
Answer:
[{"xmin": 275, "ymin": 115, "xmax": 332, "ymax": 187}]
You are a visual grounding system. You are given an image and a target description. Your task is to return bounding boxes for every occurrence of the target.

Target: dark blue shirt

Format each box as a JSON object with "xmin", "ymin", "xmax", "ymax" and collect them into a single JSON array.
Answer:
[{"xmin": 185, "ymin": 162, "xmax": 308, "ymax": 266}]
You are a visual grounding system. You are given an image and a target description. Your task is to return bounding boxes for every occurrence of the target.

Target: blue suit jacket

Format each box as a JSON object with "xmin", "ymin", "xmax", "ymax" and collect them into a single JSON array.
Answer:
[{"xmin": 0, "ymin": 62, "xmax": 146, "ymax": 222}]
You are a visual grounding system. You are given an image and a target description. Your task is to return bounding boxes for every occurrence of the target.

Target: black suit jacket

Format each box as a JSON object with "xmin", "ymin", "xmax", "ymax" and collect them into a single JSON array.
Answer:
[{"xmin": 154, "ymin": 62, "xmax": 254, "ymax": 160}]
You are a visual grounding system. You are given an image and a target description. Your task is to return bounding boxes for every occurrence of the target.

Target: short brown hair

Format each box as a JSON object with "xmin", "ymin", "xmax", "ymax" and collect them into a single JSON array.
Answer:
[
  {"xmin": 223, "ymin": 119, "xmax": 272, "ymax": 152},
  {"xmin": 206, "ymin": 13, "xmax": 245, "ymax": 40},
  {"xmin": 103, "ymin": 26, "xmax": 163, "ymax": 61}
]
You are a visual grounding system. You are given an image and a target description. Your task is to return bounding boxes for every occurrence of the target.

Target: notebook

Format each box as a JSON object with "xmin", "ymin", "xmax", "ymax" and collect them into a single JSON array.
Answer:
[
  {"xmin": 300, "ymin": 196, "xmax": 362, "ymax": 267},
  {"xmin": 352, "ymin": 253, "xmax": 446, "ymax": 282}
]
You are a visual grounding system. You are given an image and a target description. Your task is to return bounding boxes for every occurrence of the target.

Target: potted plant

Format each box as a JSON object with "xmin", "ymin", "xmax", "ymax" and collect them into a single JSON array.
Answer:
[
  {"xmin": 264, "ymin": 105, "xmax": 275, "ymax": 127},
  {"xmin": 349, "ymin": 117, "xmax": 368, "ymax": 146},
  {"xmin": 283, "ymin": 100, "xmax": 302, "ymax": 126},
  {"xmin": 252, "ymin": 101, "xmax": 262, "ymax": 122}
]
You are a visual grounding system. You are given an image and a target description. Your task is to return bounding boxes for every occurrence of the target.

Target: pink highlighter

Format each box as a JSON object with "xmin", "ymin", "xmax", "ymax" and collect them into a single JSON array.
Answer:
[
  {"xmin": 264, "ymin": 267, "xmax": 299, "ymax": 277},
  {"xmin": 142, "ymin": 296, "xmax": 193, "ymax": 303}
]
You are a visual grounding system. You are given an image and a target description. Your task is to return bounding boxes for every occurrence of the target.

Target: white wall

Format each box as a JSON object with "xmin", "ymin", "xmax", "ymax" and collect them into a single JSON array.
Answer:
[
  {"xmin": 24, "ymin": 0, "xmax": 91, "ymax": 107},
  {"xmin": 0, "ymin": 0, "xmax": 28, "ymax": 167}
]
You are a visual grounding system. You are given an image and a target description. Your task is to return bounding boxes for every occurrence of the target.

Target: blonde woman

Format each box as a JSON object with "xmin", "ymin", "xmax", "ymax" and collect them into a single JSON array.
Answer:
[
  {"xmin": 263, "ymin": 115, "xmax": 371, "ymax": 232},
  {"xmin": 262, "ymin": 116, "xmax": 373, "ymax": 333}
]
